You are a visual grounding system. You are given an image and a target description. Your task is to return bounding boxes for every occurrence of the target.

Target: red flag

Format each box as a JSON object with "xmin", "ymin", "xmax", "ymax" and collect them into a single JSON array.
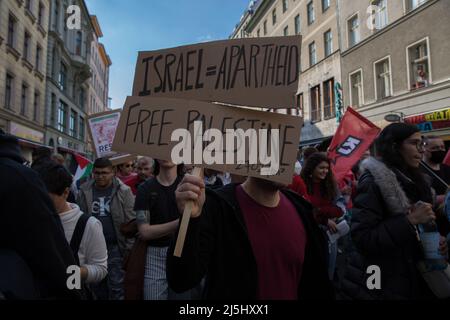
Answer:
[
  {"xmin": 327, "ymin": 107, "xmax": 381, "ymax": 183},
  {"xmin": 443, "ymin": 149, "xmax": 450, "ymax": 166}
]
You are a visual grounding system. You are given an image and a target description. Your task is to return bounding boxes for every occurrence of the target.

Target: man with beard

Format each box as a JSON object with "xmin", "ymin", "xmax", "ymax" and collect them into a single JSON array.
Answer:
[
  {"xmin": 167, "ymin": 175, "xmax": 334, "ymax": 300},
  {"xmin": 422, "ymin": 136, "xmax": 450, "ymax": 203}
]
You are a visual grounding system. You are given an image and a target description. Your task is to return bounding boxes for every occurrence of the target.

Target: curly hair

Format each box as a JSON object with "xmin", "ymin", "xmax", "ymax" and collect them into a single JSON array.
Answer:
[{"xmin": 300, "ymin": 152, "xmax": 338, "ymax": 200}]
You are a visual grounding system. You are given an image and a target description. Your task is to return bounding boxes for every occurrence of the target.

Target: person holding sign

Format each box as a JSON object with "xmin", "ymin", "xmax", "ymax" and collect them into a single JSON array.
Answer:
[{"xmin": 167, "ymin": 176, "xmax": 334, "ymax": 300}]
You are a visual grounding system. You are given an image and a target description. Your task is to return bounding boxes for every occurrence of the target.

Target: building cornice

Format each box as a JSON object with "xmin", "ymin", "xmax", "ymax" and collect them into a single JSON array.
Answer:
[{"xmin": 245, "ymin": 0, "xmax": 276, "ymax": 33}]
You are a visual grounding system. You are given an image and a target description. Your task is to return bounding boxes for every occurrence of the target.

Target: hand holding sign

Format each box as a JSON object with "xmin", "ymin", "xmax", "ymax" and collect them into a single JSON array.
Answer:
[
  {"xmin": 175, "ymin": 169, "xmax": 206, "ymax": 218},
  {"xmin": 174, "ymin": 167, "xmax": 204, "ymax": 257}
]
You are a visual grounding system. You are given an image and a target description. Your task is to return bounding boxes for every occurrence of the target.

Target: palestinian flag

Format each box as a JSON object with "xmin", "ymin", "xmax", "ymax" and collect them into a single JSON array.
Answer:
[{"xmin": 73, "ymin": 154, "xmax": 93, "ymax": 183}]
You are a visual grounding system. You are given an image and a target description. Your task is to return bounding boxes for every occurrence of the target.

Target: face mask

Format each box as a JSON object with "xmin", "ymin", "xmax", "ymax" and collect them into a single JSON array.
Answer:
[{"xmin": 430, "ymin": 150, "xmax": 446, "ymax": 164}]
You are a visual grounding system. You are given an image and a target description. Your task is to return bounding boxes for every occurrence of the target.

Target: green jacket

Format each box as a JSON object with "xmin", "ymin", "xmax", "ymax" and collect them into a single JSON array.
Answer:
[{"xmin": 77, "ymin": 177, "xmax": 135, "ymax": 256}]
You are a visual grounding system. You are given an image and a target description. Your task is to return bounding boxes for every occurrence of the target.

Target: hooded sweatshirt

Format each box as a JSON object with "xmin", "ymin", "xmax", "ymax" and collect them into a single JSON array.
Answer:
[{"xmin": 59, "ymin": 203, "xmax": 108, "ymax": 284}]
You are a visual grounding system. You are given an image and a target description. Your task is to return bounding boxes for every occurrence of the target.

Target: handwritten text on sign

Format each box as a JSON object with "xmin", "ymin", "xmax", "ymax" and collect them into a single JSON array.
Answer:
[
  {"xmin": 132, "ymin": 36, "xmax": 301, "ymax": 109},
  {"xmin": 112, "ymin": 96, "xmax": 302, "ymax": 184}
]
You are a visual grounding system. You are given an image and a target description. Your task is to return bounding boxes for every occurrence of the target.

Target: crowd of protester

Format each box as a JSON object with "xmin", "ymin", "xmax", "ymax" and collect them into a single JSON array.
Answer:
[{"xmin": 1, "ymin": 122, "xmax": 449, "ymax": 300}]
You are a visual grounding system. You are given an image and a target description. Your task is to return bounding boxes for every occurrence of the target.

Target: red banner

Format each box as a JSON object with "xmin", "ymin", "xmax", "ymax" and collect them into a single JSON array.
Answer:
[
  {"xmin": 443, "ymin": 149, "xmax": 450, "ymax": 167},
  {"xmin": 327, "ymin": 107, "xmax": 381, "ymax": 182}
]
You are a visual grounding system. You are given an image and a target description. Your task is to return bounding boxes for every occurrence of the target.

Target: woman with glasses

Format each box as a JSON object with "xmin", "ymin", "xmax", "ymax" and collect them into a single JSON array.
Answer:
[
  {"xmin": 116, "ymin": 160, "xmax": 139, "ymax": 195},
  {"xmin": 341, "ymin": 123, "xmax": 448, "ymax": 299}
]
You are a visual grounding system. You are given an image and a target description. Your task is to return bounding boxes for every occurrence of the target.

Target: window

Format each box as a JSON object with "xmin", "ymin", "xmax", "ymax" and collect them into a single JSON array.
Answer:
[
  {"xmin": 263, "ymin": 20, "xmax": 267, "ymax": 35},
  {"xmin": 310, "ymin": 85, "xmax": 321, "ymax": 122},
  {"xmin": 21, "ymin": 84, "xmax": 28, "ymax": 116},
  {"xmin": 23, "ymin": 32, "xmax": 31, "ymax": 61},
  {"xmin": 5, "ymin": 74, "xmax": 14, "ymax": 109},
  {"xmin": 257, "ymin": 29, "xmax": 260, "ymax": 37},
  {"xmin": 348, "ymin": 14, "xmax": 360, "ymax": 47},
  {"xmin": 374, "ymin": 57, "xmax": 392, "ymax": 99},
  {"xmin": 283, "ymin": 26, "xmax": 289, "ymax": 36},
  {"xmin": 38, "ymin": 2, "xmax": 44, "ymax": 26},
  {"xmin": 51, "ymin": 93, "xmax": 56, "ymax": 126},
  {"xmin": 272, "ymin": 9, "xmax": 277, "ymax": 25},
  {"xmin": 70, "ymin": 110, "xmax": 77, "ymax": 137},
  {"xmin": 407, "ymin": 0, "xmax": 426, "ymax": 11},
  {"xmin": 59, "ymin": 63, "xmax": 67, "ymax": 91},
  {"xmin": 63, "ymin": 5, "xmax": 68, "ymax": 42},
  {"xmin": 324, "ymin": 30, "xmax": 332, "ymax": 57},
  {"xmin": 25, "ymin": 0, "xmax": 32, "ymax": 11},
  {"xmin": 309, "ymin": 42, "xmax": 316, "ymax": 66},
  {"xmin": 53, "ymin": 0, "xmax": 59, "ymax": 31},
  {"xmin": 33, "ymin": 91, "xmax": 40, "ymax": 122},
  {"xmin": 79, "ymin": 89, "xmax": 85, "ymax": 110},
  {"xmin": 76, "ymin": 31, "xmax": 82, "ymax": 55},
  {"xmin": 283, "ymin": 0, "xmax": 288, "ymax": 13},
  {"xmin": 58, "ymin": 100, "xmax": 67, "ymax": 132},
  {"xmin": 8, "ymin": 14, "xmax": 17, "ymax": 48},
  {"xmin": 296, "ymin": 93, "xmax": 304, "ymax": 117},
  {"xmin": 407, "ymin": 39, "xmax": 430, "ymax": 90},
  {"xmin": 79, "ymin": 116, "xmax": 85, "ymax": 140},
  {"xmin": 372, "ymin": 0, "xmax": 388, "ymax": 30},
  {"xmin": 350, "ymin": 70, "xmax": 363, "ymax": 107},
  {"xmin": 322, "ymin": 0, "xmax": 330, "ymax": 12},
  {"xmin": 323, "ymin": 78, "xmax": 335, "ymax": 119},
  {"xmin": 307, "ymin": 1, "xmax": 315, "ymax": 25},
  {"xmin": 35, "ymin": 45, "xmax": 42, "ymax": 71},
  {"xmin": 294, "ymin": 15, "xmax": 301, "ymax": 35}
]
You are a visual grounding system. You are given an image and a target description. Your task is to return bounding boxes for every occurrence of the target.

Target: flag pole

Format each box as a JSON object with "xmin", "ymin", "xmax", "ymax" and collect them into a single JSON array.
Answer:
[{"xmin": 419, "ymin": 161, "xmax": 448, "ymax": 191}]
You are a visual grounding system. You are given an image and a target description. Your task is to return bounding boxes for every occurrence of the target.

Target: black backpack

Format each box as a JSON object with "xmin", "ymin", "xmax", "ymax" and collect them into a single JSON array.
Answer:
[{"xmin": 69, "ymin": 213, "xmax": 96, "ymax": 300}]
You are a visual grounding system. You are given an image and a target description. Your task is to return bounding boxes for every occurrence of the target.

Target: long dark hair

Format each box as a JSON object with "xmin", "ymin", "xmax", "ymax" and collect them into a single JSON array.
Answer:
[
  {"xmin": 300, "ymin": 152, "xmax": 338, "ymax": 200},
  {"xmin": 153, "ymin": 160, "xmax": 184, "ymax": 177},
  {"xmin": 376, "ymin": 123, "xmax": 431, "ymax": 202}
]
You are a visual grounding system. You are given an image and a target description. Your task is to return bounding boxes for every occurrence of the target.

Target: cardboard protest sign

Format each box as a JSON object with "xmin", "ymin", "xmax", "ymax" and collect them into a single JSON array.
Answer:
[
  {"xmin": 112, "ymin": 96, "xmax": 302, "ymax": 184},
  {"xmin": 132, "ymin": 36, "xmax": 301, "ymax": 109}
]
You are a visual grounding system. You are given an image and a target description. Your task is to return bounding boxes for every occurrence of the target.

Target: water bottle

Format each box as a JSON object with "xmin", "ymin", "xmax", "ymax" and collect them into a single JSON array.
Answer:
[
  {"xmin": 419, "ymin": 221, "xmax": 448, "ymax": 271},
  {"xmin": 444, "ymin": 192, "xmax": 450, "ymax": 222}
]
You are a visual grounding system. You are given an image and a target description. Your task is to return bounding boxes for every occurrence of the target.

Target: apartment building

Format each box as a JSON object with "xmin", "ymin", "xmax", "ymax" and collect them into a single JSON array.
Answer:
[
  {"xmin": 231, "ymin": 0, "xmax": 342, "ymax": 146},
  {"xmin": 338, "ymin": 0, "xmax": 450, "ymax": 137},
  {"xmin": 44, "ymin": 0, "xmax": 94, "ymax": 159},
  {"xmin": 0, "ymin": 0, "xmax": 51, "ymax": 161}
]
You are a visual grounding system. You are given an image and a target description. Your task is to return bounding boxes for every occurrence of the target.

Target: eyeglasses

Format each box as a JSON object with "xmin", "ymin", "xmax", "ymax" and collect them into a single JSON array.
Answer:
[{"xmin": 404, "ymin": 139, "xmax": 426, "ymax": 151}]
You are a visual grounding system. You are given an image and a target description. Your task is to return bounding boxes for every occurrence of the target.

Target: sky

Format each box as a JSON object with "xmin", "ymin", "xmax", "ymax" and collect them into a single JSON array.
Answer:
[{"xmin": 85, "ymin": 0, "xmax": 250, "ymax": 110}]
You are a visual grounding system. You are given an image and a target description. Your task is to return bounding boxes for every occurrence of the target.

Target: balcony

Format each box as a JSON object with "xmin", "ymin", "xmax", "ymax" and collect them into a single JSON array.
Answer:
[{"xmin": 70, "ymin": 46, "xmax": 92, "ymax": 83}]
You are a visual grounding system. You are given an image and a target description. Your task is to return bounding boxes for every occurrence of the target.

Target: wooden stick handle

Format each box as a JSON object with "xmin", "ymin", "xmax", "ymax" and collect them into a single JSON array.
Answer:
[{"xmin": 174, "ymin": 167, "xmax": 203, "ymax": 257}]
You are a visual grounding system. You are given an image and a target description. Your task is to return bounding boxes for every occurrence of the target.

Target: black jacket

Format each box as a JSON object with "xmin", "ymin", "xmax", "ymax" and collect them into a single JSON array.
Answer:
[
  {"xmin": 0, "ymin": 132, "xmax": 81, "ymax": 299},
  {"xmin": 341, "ymin": 160, "xmax": 433, "ymax": 300},
  {"xmin": 167, "ymin": 183, "xmax": 334, "ymax": 300}
]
